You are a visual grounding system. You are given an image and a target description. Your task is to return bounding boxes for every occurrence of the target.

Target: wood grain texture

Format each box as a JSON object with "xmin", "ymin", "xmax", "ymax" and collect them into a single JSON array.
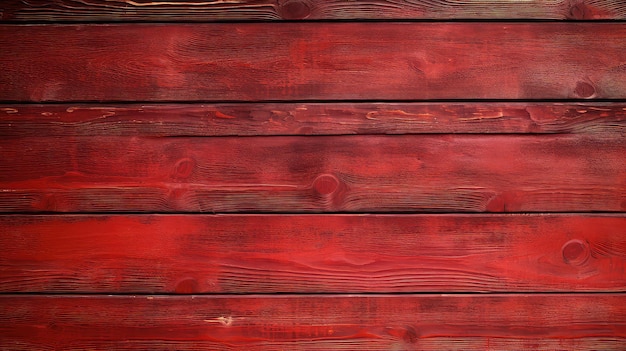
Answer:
[
  {"xmin": 2, "ymin": 103, "xmax": 626, "ymax": 137},
  {"xmin": 1, "ymin": 134, "xmax": 624, "ymax": 213},
  {"xmin": 2, "ymin": 23, "xmax": 626, "ymax": 102},
  {"xmin": 1, "ymin": 294, "xmax": 625, "ymax": 350},
  {"xmin": 2, "ymin": 214, "xmax": 625, "ymax": 293},
  {"xmin": 2, "ymin": 0, "xmax": 625, "ymax": 21}
]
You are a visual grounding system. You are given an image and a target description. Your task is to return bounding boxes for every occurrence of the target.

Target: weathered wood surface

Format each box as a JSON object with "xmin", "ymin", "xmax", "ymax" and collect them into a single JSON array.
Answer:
[
  {"xmin": 1, "ymin": 135, "xmax": 624, "ymax": 213},
  {"xmin": 2, "ymin": 103, "xmax": 626, "ymax": 136},
  {"xmin": 1, "ymin": 0, "xmax": 624, "ymax": 21},
  {"xmin": 2, "ymin": 23, "xmax": 626, "ymax": 102},
  {"xmin": 1, "ymin": 294, "xmax": 625, "ymax": 350},
  {"xmin": 2, "ymin": 214, "xmax": 624, "ymax": 293}
]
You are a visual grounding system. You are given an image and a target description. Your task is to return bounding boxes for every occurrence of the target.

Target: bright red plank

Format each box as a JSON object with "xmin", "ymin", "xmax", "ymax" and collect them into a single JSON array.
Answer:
[
  {"xmin": 2, "ymin": 23, "xmax": 626, "ymax": 102},
  {"xmin": 1, "ymin": 0, "xmax": 624, "ymax": 21},
  {"xmin": 1, "ymin": 134, "xmax": 624, "ymax": 213},
  {"xmin": 1, "ymin": 215, "xmax": 624, "ymax": 293},
  {"xmin": 2, "ymin": 103, "xmax": 625, "ymax": 136},
  {"xmin": 1, "ymin": 294, "xmax": 625, "ymax": 350}
]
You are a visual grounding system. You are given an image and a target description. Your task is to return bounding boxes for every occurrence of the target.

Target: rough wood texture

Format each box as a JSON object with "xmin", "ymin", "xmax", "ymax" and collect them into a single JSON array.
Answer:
[
  {"xmin": 2, "ymin": 1, "xmax": 625, "ymax": 349},
  {"xmin": 2, "ymin": 215, "xmax": 625, "ymax": 293},
  {"xmin": 1, "ymin": 135, "xmax": 624, "ymax": 213},
  {"xmin": 2, "ymin": 23, "xmax": 626, "ymax": 102},
  {"xmin": 1, "ymin": 0, "xmax": 624, "ymax": 21},
  {"xmin": 1, "ymin": 294, "xmax": 625, "ymax": 350},
  {"xmin": 2, "ymin": 103, "xmax": 626, "ymax": 137}
]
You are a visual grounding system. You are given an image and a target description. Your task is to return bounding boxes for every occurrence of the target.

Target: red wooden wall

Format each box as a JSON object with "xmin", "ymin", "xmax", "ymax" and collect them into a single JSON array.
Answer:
[{"xmin": 1, "ymin": 1, "xmax": 626, "ymax": 349}]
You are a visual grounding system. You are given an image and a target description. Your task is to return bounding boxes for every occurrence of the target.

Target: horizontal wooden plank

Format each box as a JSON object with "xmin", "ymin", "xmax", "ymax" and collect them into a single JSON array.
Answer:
[
  {"xmin": 1, "ymin": 294, "xmax": 625, "ymax": 350},
  {"xmin": 2, "ymin": 214, "xmax": 625, "ymax": 293},
  {"xmin": 2, "ymin": 103, "xmax": 626, "ymax": 136},
  {"xmin": 1, "ymin": 134, "xmax": 624, "ymax": 213},
  {"xmin": 2, "ymin": 0, "xmax": 625, "ymax": 21},
  {"xmin": 2, "ymin": 23, "xmax": 626, "ymax": 102}
]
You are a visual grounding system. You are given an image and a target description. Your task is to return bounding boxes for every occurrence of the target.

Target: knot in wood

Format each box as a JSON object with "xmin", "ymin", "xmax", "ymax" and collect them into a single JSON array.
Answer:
[
  {"xmin": 173, "ymin": 158, "xmax": 196, "ymax": 179},
  {"xmin": 279, "ymin": 1, "xmax": 311, "ymax": 20},
  {"xmin": 313, "ymin": 174, "xmax": 340, "ymax": 195},
  {"xmin": 574, "ymin": 81, "xmax": 596, "ymax": 99},
  {"xmin": 562, "ymin": 239, "xmax": 590, "ymax": 266},
  {"xmin": 568, "ymin": 2, "xmax": 593, "ymax": 20}
]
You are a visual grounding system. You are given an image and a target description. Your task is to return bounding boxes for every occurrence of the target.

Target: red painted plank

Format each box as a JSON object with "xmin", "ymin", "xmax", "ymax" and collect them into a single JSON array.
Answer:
[
  {"xmin": 1, "ymin": 214, "xmax": 624, "ymax": 293},
  {"xmin": 2, "ymin": 23, "xmax": 626, "ymax": 102},
  {"xmin": 1, "ymin": 0, "xmax": 624, "ymax": 21},
  {"xmin": 2, "ymin": 103, "xmax": 625, "ymax": 136},
  {"xmin": 1, "ymin": 134, "xmax": 624, "ymax": 213},
  {"xmin": 1, "ymin": 294, "xmax": 625, "ymax": 350}
]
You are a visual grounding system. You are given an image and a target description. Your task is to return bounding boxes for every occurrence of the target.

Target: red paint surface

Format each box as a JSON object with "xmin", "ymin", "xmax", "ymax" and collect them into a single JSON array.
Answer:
[
  {"xmin": 1, "ymin": 0, "xmax": 624, "ymax": 21},
  {"xmin": 1, "ymin": 294, "xmax": 625, "ymax": 350},
  {"xmin": 1, "ymin": 134, "xmax": 623, "ymax": 212},
  {"xmin": 1, "ymin": 103, "xmax": 625, "ymax": 136},
  {"xmin": 1, "ymin": 2, "xmax": 625, "ymax": 348},
  {"xmin": 2, "ymin": 23, "xmax": 626, "ymax": 101},
  {"xmin": 1, "ymin": 215, "xmax": 624, "ymax": 293}
]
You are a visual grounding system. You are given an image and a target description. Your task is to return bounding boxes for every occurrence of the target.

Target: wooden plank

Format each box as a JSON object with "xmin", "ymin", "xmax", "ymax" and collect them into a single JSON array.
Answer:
[
  {"xmin": 2, "ymin": 0, "xmax": 624, "ymax": 21},
  {"xmin": 2, "ymin": 23, "xmax": 626, "ymax": 102},
  {"xmin": 1, "ymin": 294, "xmax": 625, "ymax": 350},
  {"xmin": 2, "ymin": 103, "xmax": 626, "ymax": 136},
  {"xmin": 1, "ymin": 134, "xmax": 624, "ymax": 213},
  {"xmin": 1, "ymin": 214, "xmax": 625, "ymax": 293}
]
